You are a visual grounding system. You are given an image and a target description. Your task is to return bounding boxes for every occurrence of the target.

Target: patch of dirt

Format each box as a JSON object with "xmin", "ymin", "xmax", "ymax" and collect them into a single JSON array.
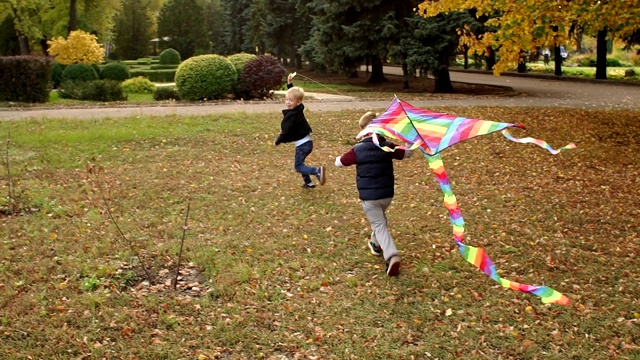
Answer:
[{"xmin": 117, "ymin": 259, "xmax": 208, "ymax": 297}]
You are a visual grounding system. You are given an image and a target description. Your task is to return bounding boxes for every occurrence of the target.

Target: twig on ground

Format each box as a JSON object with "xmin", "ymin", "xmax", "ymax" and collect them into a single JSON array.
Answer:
[
  {"xmin": 173, "ymin": 202, "xmax": 190, "ymax": 291},
  {"xmin": 86, "ymin": 163, "xmax": 152, "ymax": 283}
]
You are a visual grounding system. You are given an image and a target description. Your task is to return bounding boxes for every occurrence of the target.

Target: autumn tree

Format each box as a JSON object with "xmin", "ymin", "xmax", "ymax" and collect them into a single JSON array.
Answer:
[
  {"xmin": 418, "ymin": 0, "xmax": 640, "ymax": 80},
  {"xmin": 418, "ymin": 0, "xmax": 575, "ymax": 76},
  {"xmin": 568, "ymin": 0, "xmax": 640, "ymax": 79},
  {"xmin": 0, "ymin": 0, "xmax": 49, "ymax": 54},
  {"xmin": 48, "ymin": 29, "xmax": 105, "ymax": 64}
]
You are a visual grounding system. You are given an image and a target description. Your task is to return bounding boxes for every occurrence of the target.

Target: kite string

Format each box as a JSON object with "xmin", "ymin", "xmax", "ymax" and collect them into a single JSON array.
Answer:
[
  {"xmin": 293, "ymin": 72, "xmax": 353, "ymax": 98},
  {"xmin": 425, "ymin": 152, "xmax": 570, "ymax": 305}
]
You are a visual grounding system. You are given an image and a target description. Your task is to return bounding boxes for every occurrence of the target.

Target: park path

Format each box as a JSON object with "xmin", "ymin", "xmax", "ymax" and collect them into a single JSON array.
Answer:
[{"xmin": 1, "ymin": 69, "xmax": 639, "ymax": 121}]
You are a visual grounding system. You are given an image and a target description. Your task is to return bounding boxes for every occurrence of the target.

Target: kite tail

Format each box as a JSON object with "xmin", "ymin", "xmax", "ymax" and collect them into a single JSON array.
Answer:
[
  {"xmin": 426, "ymin": 153, "xmax": 570, "ymax": 306},
  {"xmin": 502, "ymin": 129, "xmax": 577, "ymax": 155}
]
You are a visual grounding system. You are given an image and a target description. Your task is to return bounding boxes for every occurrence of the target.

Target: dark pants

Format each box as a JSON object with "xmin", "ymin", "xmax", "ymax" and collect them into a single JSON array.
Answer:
[{"xmin": 294, "ymin": 141, "xmax": 318, "ymax": 184}]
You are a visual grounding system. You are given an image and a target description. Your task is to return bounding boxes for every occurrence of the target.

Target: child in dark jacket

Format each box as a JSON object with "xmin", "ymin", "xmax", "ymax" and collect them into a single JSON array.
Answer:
[
  {"xmin": 274, "ymin": 73, "xmax": 326, "ymax": 188},
  {"xmin": 335, "ymin": 111, "xmax": 412, "ymax": 276}
]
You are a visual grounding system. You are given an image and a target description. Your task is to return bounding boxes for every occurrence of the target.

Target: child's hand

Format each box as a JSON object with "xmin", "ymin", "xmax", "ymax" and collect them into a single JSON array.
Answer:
[{"xmin": 287, "ymin": 72, "xmax": 296, "ymax": 83}]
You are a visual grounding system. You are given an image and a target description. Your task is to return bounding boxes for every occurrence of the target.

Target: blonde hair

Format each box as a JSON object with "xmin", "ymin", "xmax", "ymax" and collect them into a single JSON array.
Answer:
[
  {"xmin": 359, "ymin": 111, "xmax": 378, "ymax": 129},
  {"xmin": 286, "ymin": 86, "xmax": 305, "ymax": 101}
]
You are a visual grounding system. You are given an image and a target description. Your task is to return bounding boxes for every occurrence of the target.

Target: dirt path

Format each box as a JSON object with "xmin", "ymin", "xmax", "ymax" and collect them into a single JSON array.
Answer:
[{"xmin": 2, "ymin": 70, "xmax": 639, "ymax": 121}]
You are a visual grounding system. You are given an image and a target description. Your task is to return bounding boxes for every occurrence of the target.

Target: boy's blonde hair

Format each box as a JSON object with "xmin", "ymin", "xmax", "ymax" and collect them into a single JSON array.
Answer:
[
  {"xmin": 287, "ymin": 86, "xmax": 305, "ymax": 101},
  {"xmin": 359, "ymin": 111, "xmax": 378, "ymax": 129}
]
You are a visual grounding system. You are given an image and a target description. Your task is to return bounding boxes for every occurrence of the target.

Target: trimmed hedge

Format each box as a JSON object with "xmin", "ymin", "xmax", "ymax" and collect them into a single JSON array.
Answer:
[
  {"xmin": 0, "ymin": 56, "xmax": 53, "ymax": 103},
  {"xmin": 175, "ymin": 54, "xmax": 237, "ymax": 100},
  {"xmin": 154, "ymin": 86, "xmax": 180, "ymax": 101},
  {"xmin": 240, "ymin": 55, "xmax": 286, "ymax": 99},
  {"xmin": 59, "ymin": 79, "xmax": 126, "ymax": 101},
  {"xmin": 100, "ymin": 62, "xmax": 130, "ymax": 81},
  {"xmin": 62, "ymin": 63, "xmax": 99, "ymax": 82},
  {"xmin": 159, "ymin": 48, "xmax": 181, "ymax": 65},
  {"xmin": 129, "ymin": 69, "xmax": 176, "ymax": 83},
  {"xmin": 122, "ymin": 76, "xmax": 156, "ymax": 94},
  {"xmin": 150, "ymin": 64, "xmax": 179, "ymax": 70},
  {"xmin": 51, "ymin": 62, "xmax": 65, "ymax": 89}
]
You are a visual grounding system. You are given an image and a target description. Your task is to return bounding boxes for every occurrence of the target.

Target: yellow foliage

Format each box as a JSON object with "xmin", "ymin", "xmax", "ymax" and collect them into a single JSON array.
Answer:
[
  {"xmin": 417, "ymin": 0, "xmax": 640, "ymax": 75},
  {"xmin": 47, "ymin": 30, "xmax": 105, "ymax": 65}
]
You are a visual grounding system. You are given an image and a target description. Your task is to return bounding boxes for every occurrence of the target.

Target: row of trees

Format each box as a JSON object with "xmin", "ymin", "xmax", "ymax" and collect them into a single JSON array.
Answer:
[
  {"xmin": 1, "ymin": 0, "xmax": 639, "ymax": 90},
  {"xmin": 418, "ymin": 0, "xmax": 640, "ymax": 79}
]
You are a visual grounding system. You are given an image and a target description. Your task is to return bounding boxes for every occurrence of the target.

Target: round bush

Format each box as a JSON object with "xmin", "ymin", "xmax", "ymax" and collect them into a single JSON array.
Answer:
[
  {"xmin": 227, "ymin": 53, "xmax": 257, "ymax": 78},
  {"xmin": 100, "ymin": 62, "xmax": 130, "ymax": 81},
  {"xmin": 159, "ymin": 48, "xmax": 181, "ymax": 65},
  {"xmin": 227, "ymin": 53, "xmax": 257, "ymax": 98},
  {"xmin": 175, "ymin": 54, "xmax": 237, "ymax": 101},
  {"xmin": 61, "ymin": 63, "xmax": 98, "ymax": 82},
  {"xmin": 121, "ymin": 76, "xmax": 156, "ymax": 94},
  {"xmin": 239, "ymin": 55, "xmax": 286, "ymax": 99}
]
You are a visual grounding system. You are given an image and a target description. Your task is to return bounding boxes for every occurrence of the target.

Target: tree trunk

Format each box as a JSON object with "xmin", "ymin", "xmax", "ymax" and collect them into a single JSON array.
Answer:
[
  {"xmin": 367, "ymin": 57, "xmax": 387, "ymax": 83},
  {"xmin": 17, "ymin": 33, "xmax": 30, "ymax": 55},
  {"xmin": 517, "ymin": 51, "xmax": 527, "ymax": 73},
  {"xmin": 485, "ymin": 47, "xmax": 495, "ymax": 71},
  {"xmin": 463, "ymin": 44, "xmax": 469, "ymax": 69},
  {"xmin": 68, "ymin": 0, "xmax": 77, "ymax": 34},
  {"xmin": 595, "ymin": 28, "xmax": 608, "ymax": 80},
  {"xmin": 402, "ymin": 62, "xmax": 409, "ymax": 90},
  {"xmin": 553, "ymin": 46, "xmax": 563, "ymax": 76},
  {"xmin": 295, "ymin": 53, "xmax": 302, "ymax": 70},
  {"xmin": 433, "ymin": 66, "xmax": 455, "ymax": 93},
  {"xmin": 40, "ymin": 36, "xmax": 49, "ymax": 54}
]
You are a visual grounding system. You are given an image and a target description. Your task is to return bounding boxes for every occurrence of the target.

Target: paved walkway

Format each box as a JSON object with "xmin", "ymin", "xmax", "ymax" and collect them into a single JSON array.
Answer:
[{"xmin": 1, "ymin": 69, "xmax": 639, "ymax": 120}]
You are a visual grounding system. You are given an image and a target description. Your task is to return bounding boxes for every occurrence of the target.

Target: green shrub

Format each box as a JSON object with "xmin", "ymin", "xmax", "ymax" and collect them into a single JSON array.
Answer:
[
  {"xmin": 91, "ymin": 63, "xmax": 101, "ymax": 75},
  {"xmin": 59, "ymin": 79, "xmax": 126, "ymax": 101},
  {"xmin": 129, "ymin": 69, "xmax": 176, "ymax": 83},
  {"xmin": 227, "ymin": 53, "xmax": 257, "ymax": 98},
  {"xmin": 154, "ymin": 86, "xmax": 180, "ymax": 101},
  {"xmin": 227, "ymin": 53, "xmax": 256, "ymax": 77},
  {"xmin": 150, "ymin": 64, "xmax": 178, "ymax": 70},
  {"xmin": 175, "ymin": 54, "xmax": 237, "ymax": 101},
  {"xmin": 0, "ymin": 56, "xmax": 53, "ymax": 103},
  {"xmin": 82, "ymin": 80, "xmax": 127, "ymax": 101},
  {"xmin": 239, "ymin": 55, "xmax": 286, "ymax": 99},
  {"xmin": 100, "ymin": 62, "xmax": 130, "ymax": 81},
  {"xmin": 121, "ymin": 76, "xmax": 156, "ymax": 94},
  {"xmin": 137, "ymin": 58, "xmax": 152, "ymax": 65},
  {"xmin": 61, "ymin": 63, "xmax": 98, "ymax": 82},
  {"xmin": 159, "ymin": 48, "xmax": 181, "ymax": 65},
  {"xmin": 51, "ymin": 62, "xmax": 65, "ymax": 89}
]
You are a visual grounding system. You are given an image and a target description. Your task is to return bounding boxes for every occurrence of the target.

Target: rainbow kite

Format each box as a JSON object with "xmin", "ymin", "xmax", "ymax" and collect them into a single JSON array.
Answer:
[{"xmin": 358, "ymin": 97, "xmax": 575, "ymax": 305}]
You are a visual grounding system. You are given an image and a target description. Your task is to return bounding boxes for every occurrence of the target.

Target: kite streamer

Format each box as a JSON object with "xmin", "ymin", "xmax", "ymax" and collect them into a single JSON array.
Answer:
[{"xmin": 362, "ymin": 97, "xmax": 574, "ymax": 305}]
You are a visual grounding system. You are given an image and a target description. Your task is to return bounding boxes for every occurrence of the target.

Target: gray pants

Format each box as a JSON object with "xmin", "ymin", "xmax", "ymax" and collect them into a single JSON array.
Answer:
[{"xmin": 362, "ymin": 197, "xmax": 398, "ymax": 261}]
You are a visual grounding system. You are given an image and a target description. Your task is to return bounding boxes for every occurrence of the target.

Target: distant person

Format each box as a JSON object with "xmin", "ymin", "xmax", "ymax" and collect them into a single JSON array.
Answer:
[
  {"xmin": 274, "ymin": 73, "xmax": 326, "ymax": 189},
  {"xmin": 560, "ymin": 46, "xmax": 568, "ymax": 60},
  {"xmin": 542, "ymin": 48, "xmax": 551, "ymax": 66},
  {"xmin": 335, "ymin": 111, "xmax": 412, "ymax": 276}
]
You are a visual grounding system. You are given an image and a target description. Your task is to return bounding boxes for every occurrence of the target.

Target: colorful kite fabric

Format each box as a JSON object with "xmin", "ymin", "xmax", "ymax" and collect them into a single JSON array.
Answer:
[{"xmin": 360, "ymin": 97, "xmax": 574, "ymax": 306}]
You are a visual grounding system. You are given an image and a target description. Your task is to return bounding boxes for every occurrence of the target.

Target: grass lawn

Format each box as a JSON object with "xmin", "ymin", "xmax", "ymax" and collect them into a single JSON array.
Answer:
[{"xmin": 1, "ymin": 93, "xmax": 639, "ymax": 358}]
